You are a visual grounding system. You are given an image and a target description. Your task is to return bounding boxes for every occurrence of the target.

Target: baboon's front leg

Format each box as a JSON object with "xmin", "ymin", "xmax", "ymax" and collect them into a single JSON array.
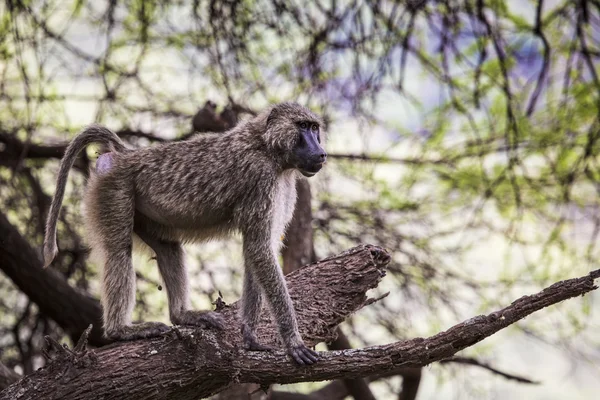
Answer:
[{"xmin": 242, "ymin": 227, "xmax": 319, "ymax": 365}]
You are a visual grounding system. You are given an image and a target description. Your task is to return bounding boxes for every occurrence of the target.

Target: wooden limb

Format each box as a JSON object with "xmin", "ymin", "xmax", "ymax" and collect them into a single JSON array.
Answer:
[
  {"xmin": 0, "ymin": 211, "xmax": 108, "ymax": 346},
  {"xmin": 0, "ymin": 245, "xmax": 389, "ymax": 400},
  {"xmin": 256, "ymin": 268, "xmax": 597, "ymax": 383},
  {"xmin": 0, "ymin": 127, "xmax": 165, "ymax": 169},
  {"xmin": 1, "ymin": 251, "xmax": 597, "ymax": 400},
  {"xmin": 398, "ymin": 369, "xmax": 421, "ymax": 400}
]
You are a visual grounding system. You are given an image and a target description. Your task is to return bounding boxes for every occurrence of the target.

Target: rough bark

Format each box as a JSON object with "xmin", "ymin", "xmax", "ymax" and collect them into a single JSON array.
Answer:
[
  {"xmin": 0, "ymin": 211, "xmax": 108, "ymax": 346},
  {"xmin": 1, "ymin": 245, "xmax": 389, "ymax": 400},
  {"xmin": 1, "ymin": 248, "xmax": 598, "ymax": 399}
]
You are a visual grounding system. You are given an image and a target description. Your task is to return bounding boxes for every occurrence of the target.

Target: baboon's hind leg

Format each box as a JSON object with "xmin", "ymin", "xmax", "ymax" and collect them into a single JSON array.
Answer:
[
  {"xmin": 88, "ymin": 178, "xmax": 169, "ymax": 340},
  {"xmin": 135, "ymin": 225, "xmax": 224, "ymax": 330}
]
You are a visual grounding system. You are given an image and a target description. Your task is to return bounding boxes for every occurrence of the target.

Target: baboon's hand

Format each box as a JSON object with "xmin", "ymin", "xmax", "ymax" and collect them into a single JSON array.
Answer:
[
  {"xmin": 106, "ymin": 322, "xmax": 170, "ymax": 341},
  {"xmin": 172, "ymin": 310, "xmax": 225, "ymax": 330},
  {"xmin": 288, "ymin": 343, "xmax": 319, "ymax": 365}
]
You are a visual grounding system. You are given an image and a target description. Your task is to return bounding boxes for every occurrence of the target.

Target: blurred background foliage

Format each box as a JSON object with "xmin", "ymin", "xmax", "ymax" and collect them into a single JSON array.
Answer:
[{"xmin": 0, "ymin": 0, "xmax": 599, "ymax": 398}]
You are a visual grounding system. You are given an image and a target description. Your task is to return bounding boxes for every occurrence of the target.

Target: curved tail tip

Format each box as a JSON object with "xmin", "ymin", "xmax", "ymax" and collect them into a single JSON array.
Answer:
[{"xmin": 43, "ymin": 243, "xmax": 58, "ymax": 268}]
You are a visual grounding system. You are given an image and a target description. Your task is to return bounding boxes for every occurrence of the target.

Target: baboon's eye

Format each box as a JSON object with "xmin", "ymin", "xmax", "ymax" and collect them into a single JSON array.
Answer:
[
  {"xmin": 300, "ymin": 122, "xmax": 307, "ymax": 129},
  {"xmin": 311, "ymin": 124, "xmax": 318, "ymax": 132}
]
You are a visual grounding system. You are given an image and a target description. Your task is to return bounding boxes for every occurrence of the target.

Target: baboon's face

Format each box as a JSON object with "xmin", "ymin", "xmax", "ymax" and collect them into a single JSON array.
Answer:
[{"xmin": 290, "ymin": 120, "xmax": 327, "ymax": 177}]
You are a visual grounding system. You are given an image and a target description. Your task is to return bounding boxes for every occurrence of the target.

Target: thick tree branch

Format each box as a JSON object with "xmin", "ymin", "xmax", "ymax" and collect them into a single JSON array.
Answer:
[
  {"xmin": 0, "ymin": 128, "xmax": 165, "ymax": 169},
  {"xmin": 398, "ymin": 368, "xmax": 421, "ymax": 400},
  {"xmin": 259, "ymin": 268, "xmax": 596, "ymax": 383},
  {"xmin": 0, "ymin": 211, "xmax": 108, "ymax": 346},
  {"xmin": 2, "ymin": 248, "xmax": 597, "ymax": 399},
  {"xmin": 0, "ymin": 131, "xmax": 68, "ymax": 161},
  {"xmin": 1, "ymin": 245, "xmax": 389, "ymax": 399}
]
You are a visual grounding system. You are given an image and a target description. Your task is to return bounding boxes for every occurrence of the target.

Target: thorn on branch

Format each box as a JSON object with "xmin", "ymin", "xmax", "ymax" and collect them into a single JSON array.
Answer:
[
  {"xmin": 74, "ymin": 324, "xmax": 93, "ymax": 353},
  {"xmin": 43, "ymin": 336, "xmax": 75, "ymax": 362},
  {"xmin": 42, "ymin": 325, "xmax": 99, "ymax": 371},
  {"xmin": 213, "ymin": 291, "xmax": 227, "ymax": 311},
  {"xmin": 171, "ymin": 326, "xmax": 184, "ymax": 341},
  {"xmin": 364, "ymin": 291, "xmax": 390, "ymax": 307}
]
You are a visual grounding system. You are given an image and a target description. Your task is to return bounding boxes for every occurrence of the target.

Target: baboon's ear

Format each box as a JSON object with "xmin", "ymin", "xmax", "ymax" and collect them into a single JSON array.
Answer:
[{"xmin": 266, "ymin": 105, "xmax": 281, "ymax": 128}]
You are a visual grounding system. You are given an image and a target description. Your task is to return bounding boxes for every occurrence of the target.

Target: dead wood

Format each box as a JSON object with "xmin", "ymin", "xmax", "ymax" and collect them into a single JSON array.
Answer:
[{"xmin": 1, "ymin": 246, "xmax": 597, "ymax": 400}]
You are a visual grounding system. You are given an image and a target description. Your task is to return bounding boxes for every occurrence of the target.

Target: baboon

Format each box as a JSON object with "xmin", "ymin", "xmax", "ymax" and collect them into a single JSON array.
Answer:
[
  {"xmin": 219, "ymin": 104, "xmax": 238, "ymax": 129},
  {"xmin": 43, "ymin": 102, "xmax": 326, "ymax": 365},
  {"xmin": 191, "ymin": 100, "xmax": 228, "ymax": 132}
]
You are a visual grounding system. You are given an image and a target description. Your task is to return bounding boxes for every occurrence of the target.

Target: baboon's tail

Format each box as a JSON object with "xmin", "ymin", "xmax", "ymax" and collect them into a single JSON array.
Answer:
[{"xmin": 43, "ymin": 125, "xmax": 127, "ymax": 268}]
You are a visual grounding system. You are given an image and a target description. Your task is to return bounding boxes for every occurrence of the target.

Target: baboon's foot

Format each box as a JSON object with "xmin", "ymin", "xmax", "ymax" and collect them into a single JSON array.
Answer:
[
  {"xmin": 241, "ymin": 324, "xmax": 275, "ymax": 352},
  {"xmin": 105, "ymin": 322, "xmax": 170, "ymax": 340},
  {"xmin": 172, "ymin": 310, "xmax": 225, "ymax": 330}
]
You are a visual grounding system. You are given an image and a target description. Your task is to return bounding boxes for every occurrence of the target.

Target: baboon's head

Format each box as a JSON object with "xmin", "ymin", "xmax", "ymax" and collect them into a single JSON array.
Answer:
[{"xmin": 266, "ymin": 102, "xmax": 327, "ymax": 177}]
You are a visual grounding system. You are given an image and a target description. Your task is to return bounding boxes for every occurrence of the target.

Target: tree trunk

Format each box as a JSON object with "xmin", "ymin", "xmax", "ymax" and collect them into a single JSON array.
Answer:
[
  {"xmin": 282, "ymin": 179, "xmax": 315, "ymax": 273},
  {"xmin": 282, "ymin": 180, "xmax": 377, "ymax": 400},
  {"xmin": 0, "ymin": 212, "xmax": 107, "ymax": 346}
]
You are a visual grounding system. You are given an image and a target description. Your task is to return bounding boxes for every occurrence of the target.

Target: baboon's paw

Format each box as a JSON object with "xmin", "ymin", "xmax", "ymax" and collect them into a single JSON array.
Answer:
[{"xmin": 173, "ymin": 310, "xmax": 225, "ymax": 330}]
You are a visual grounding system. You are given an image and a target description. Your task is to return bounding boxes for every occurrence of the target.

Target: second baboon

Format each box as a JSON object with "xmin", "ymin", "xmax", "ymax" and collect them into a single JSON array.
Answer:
[
  {"xmin": 43, "ymin": 102, "xmax": 326, "ymax": 365},
  {"xmin": 191, "ymin": 100, "xmax": 228, "ymax": 132}
]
